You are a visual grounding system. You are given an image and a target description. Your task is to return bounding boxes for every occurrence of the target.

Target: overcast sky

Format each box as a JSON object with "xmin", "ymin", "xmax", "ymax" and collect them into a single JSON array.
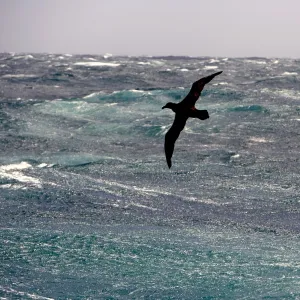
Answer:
[{"xmin": 0, "ymin": 0, "xmax": 299, "ymax": 57}]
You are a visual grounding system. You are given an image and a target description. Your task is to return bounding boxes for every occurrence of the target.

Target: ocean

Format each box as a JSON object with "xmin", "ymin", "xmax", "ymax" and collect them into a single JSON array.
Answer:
[{"xmin": 0, "ymin": 53, "xmax": 299, "ymax": 299}]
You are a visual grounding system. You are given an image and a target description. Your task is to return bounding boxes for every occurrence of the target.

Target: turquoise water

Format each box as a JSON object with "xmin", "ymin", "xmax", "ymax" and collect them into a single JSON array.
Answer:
[{"xmin": 1, "ymin": 226, "xmax": 300, "ymax": 299}]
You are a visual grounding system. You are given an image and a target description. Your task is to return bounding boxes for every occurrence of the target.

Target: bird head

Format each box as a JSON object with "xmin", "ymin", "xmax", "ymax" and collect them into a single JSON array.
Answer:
[{"xmin": 162, "ymin": 102, "xmax": 177, "ymax": 111}]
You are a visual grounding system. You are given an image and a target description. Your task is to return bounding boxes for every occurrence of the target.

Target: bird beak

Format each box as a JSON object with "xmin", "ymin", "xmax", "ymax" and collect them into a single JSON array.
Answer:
[{"xmin": 162, "ymin": 105, "xmax": 166, "ymax": 109}]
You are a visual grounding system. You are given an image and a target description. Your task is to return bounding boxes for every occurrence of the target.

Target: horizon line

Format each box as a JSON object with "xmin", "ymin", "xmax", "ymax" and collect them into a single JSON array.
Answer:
[{"xmin": 0, "ymin": 51, "xmax": 299, "ymax": 60}]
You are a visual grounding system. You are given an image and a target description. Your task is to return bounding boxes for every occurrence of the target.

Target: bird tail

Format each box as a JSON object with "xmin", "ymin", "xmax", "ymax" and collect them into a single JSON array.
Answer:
[
  {"xmin": 189, "ymin": 109, "xmax": 209, "ymax": 120},
  {"xmin": 197, "ymin": 110, "xmax": 209, "ymax": 120}
]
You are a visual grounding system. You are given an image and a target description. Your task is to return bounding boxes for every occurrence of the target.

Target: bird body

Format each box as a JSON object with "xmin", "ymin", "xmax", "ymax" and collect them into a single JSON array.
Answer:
[{"xmin": 162, "ymin": 71, "xmax": 222, "ymax": 168}]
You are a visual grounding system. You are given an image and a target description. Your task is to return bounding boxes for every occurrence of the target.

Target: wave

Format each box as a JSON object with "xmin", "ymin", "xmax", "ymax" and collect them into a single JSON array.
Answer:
[
  {"xmin": 203, "ymin": 66, "xmax": 219, "ymax": 70},
  {"xmin": 37, "ymin": 154, "xmax": 126, "ymax": 168},
  {"xmin": 81, "ymin": 89, "xmax": 151, "ymax": 103},
  {"xmin": 11, "ymin": 54, "xmax": 35, "ymax": 60},
  {"xmin": 0, "ymin": 286, "xmax": 54, "ymax": 300},
  {"xmin": 0, "ymin": 161, "xmax": 42, "ymax": 189},
  {"xmin": 74, "ymin": 61, "xmax": 120, "ymax": 67},
  {"xmin": 209, "ymin": 59, "xmax": 220, "ymax": 63},
  {"xmin": 213, "ymin": 82, "xmax": 228, "ymax": 86},
  {"xmin": 282, "ymin": 72, "xmax": 298, "ymax": 76},
  {"xmin": 261, "ymin": 88, "xmax": 300, "ymax": 100},
  {"xmin": 205, "ymin": 88, "xmax": 245, "ymax": 102},
  {"xmin": 137, "ymin": 62, "xmax": 151, "ymax": 65},
  {"xmin": 2, "ymin": 74, "xmax": 39, "ymax": 79},
  {"xmin": 228, "ymin": 105, "xmax": 268, "ymax": 113},
  {"xmin": 248, "ymin": 137, "xmax": 273, "ymax": 143},
  {"xmin": 244, "ymin": 58, "xmax": 267, "ymax": 65},
  {"xmin": 81, "ymin": 87, "xmax": 186, "ymax": 104},
  {"xmin": 103, "ymin": 53, "xmax": 113, "ymax": 59}
]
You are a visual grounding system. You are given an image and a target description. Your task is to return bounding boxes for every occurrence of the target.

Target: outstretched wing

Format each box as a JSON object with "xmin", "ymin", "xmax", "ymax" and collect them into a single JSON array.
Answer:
[
  {"xmin": 164, "ymin": 114, "xmax": 188, "ymax": 168},
  {"xmin": 180, "ymin": 71, "xmax": 223, "ymax": 108}
]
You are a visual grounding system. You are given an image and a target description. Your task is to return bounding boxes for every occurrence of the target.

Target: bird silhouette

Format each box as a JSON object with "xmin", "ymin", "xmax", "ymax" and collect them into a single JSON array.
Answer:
[{"xmin": 162, "ymin": 71, "xmax": 222, "ymax": 168}]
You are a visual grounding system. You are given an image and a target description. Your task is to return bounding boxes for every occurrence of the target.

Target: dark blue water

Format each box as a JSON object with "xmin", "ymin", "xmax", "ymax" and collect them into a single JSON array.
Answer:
[{"xmin": 0, "ymin": 53, "xmax": 300, "ymax": 299}]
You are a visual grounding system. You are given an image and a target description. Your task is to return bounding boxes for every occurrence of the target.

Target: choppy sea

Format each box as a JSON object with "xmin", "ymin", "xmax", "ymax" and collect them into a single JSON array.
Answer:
[{"xmin": 0, "ymin": 53, "xmax": 300, "ymax": 299}]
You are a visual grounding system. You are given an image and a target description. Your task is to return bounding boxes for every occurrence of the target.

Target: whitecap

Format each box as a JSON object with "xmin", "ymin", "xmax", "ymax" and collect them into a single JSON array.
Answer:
[
  {"xmin": 2, "ymin": 74, "xmax": 37, "ymax": 78},
  {"xmin": 103, "ymin": 53, "xmax": 113, "ymax": 59},
  {"xmin": 255, "ymin": 60, "xmax": 268, "ymax": 65},
  {"xmin": 74, "ymin": 61, "xmax": 120, "ymax": 67},
  {"xmin": 0, "ymin": 64, "xmax": 6, "ymax": 68},
  {"xmin": 249, "ymin": 137, "xmax": 271, "ymax": 143},
  {"xmin": 245, "ymin": 60, "xmax": 267, "ymax": 65},
  {"xmin": 12, "ymin": 54, "xmax": 34, "ymax": 60},
  {"xmin": 222, "ymin": 58, "xmax": 229, "ymax": 61},
  {"xmin": 180, "ymin": 68, "xmax": 189, "ymax": 72},
  {"xmin": 209, "ymin": 59, "xmax": 220, "ymax": 63},
  {"xmin": 183, "ymin": 197, "xmax": 226, "ymax": 206},
  {"xmin": 104, "ymin": 103, "xmax": 118, "ymax": 107},
  {"xmin": 126, "ymin": 202, "xmax": 158, "ymax": 211},
  {"xmin": 37, "ymin": 163, "xmax": 48, "ymax": 168},
  {"xmin": 0, "ymin": 161, "xmax": 32, "ymax": 171},
  {"xmin": 137, "ymin": 62, "xmax": 151, "ymax": 65},
  {"xmin": 129, "ymin": 89, "xmax": 146, "ymax": 93},
  {"xmin": 37, "ymin": 163, "xmax": 55, "ymax": 168},
  {"xmin": 0, "ymin": 162, "xmax": 42, "ymax": 189},
  {"xmin": 0, "ymin": 286, "xmax": 54, "ymax": 300},
  {"xmin": 282, "ymin": 72, "xmax": 298, "ymax": 76},
  {"xmin": 203, "ymin": 65, "xmax": 218, "ymax": 70},
  {"xmin": 150, "ymin": 60, "xmax": 165, "ymax": 66},
  {"xmin": 64, "ymin": 53, "xmax": 73, "ymax": 57},
  {"xmin": 213, "ymin": 82, "xmax": 228, "ymax": 86},
  {"xmin": 83, "ymin": 92, "xmax": 100, "ymax": 99}
]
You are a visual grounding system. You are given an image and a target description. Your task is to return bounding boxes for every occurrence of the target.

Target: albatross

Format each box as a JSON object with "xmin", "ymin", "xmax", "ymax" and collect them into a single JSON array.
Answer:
[{"xmin": 162, "ymin": 71, "xmax": 222, "ymax": 168}]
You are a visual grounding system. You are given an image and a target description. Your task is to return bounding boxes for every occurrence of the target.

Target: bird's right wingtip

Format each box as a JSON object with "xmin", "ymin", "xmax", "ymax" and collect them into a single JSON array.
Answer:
[{"xmin": 167, "ymin": 159, "xmax": 172, "ymax": 169}]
